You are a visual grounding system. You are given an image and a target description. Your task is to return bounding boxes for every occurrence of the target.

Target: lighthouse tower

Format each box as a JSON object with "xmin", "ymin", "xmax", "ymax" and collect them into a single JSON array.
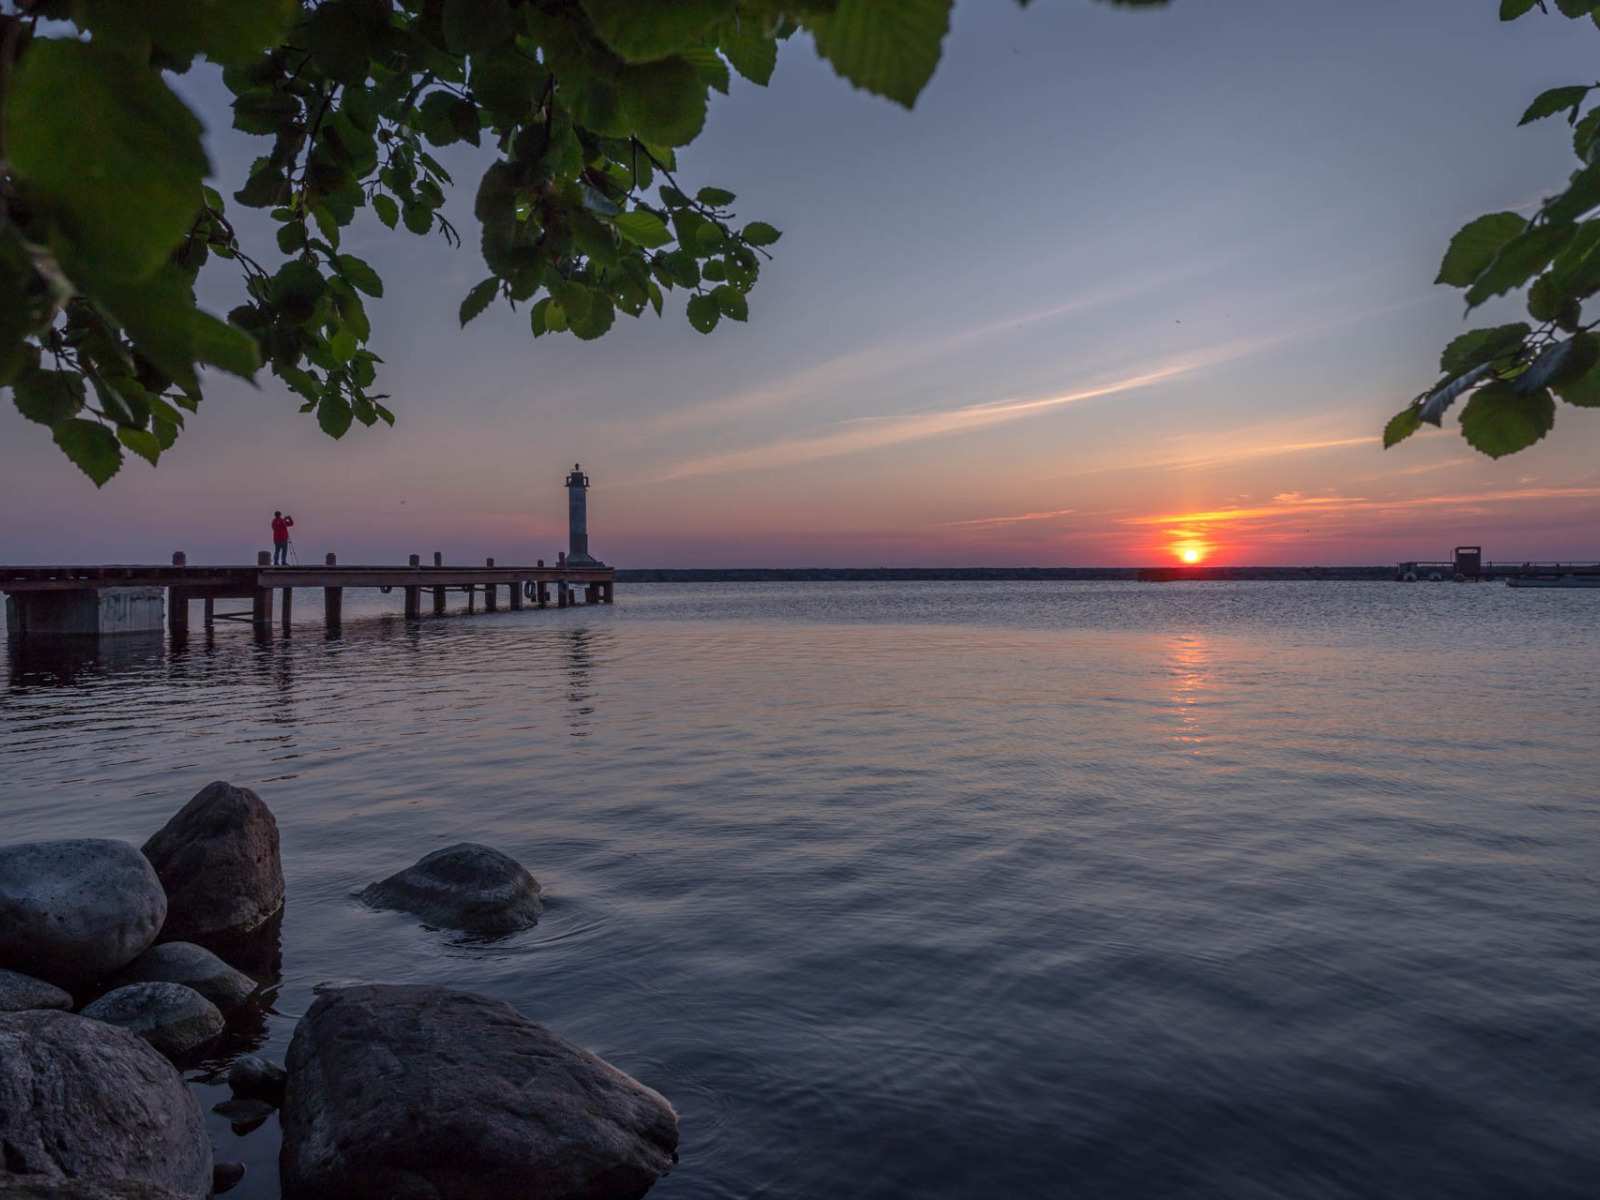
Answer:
[{"xmin": 565, "ymin": 464, "xmax": 601, "ymax": 565}]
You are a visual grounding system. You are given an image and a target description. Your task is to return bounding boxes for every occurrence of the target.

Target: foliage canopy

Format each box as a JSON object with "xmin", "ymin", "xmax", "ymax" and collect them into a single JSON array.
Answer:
[
  {"xmin": 1389, "ymin": 0, "xmax": 1600, "ymax": 458},
  {"xmin": 0, "ymin": 0, "xmax": 1162, "ymax": 484}
]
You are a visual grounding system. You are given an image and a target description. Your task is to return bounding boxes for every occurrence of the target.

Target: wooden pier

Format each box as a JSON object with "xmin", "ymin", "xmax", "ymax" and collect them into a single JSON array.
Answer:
[{"xmin": 0, "ymin": 556, "xmax": 614, "ymax": 637}]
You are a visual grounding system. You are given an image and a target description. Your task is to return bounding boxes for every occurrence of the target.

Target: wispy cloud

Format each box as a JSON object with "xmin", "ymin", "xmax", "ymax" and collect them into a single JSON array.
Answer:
[
  {"xmin": 1124, "ymin": 485, "xmax": 1600, "ymax": 528},
  {"xmin": 941, "ymin": 508, "xmax": 1077, "ymax": 528}
]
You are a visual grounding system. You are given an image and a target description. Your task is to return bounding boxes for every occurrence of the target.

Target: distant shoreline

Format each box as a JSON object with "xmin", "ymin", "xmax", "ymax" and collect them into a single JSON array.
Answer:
[{"xmin": 614, "ymin": 566, "xmax": 1400, "ymax": 582}]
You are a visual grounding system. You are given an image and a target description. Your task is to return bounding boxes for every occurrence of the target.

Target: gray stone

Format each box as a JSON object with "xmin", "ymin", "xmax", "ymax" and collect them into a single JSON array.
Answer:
[
  {"xmin": 79, "ymin": 982, "xmax": 224, "ymax": 1058},
  {"xmin": 0, "ymin": 839, "xmax": 167, "ymax": 989},
  {"xmin": 212, "ymin": 1097, "xmax": 275, "ymax": 1130},
  {"xmin": 211, "ymin": 1163, "xmax": 246, "ymax": 1195},
  {"xmin": 113, "ymin": 941, "xmax": 257, "ymax": 1010},
  {"xmin": 0, "ymin": 1179, "xmax": 186, "ymax": 1199},
  {"xmin": 0, "ymin": 1009, "xmax": 212, "ymax": 1198},
  {"xmin": 280, "ymin": 984, "xmax": 678, "ymax": 1200},
  {"xmin": 357, "ymin": 843, "xmax": 542, "ymax": 935},
  {"xmin": 0, "ymin": 966, "xmax": 73, "ymax": 1012},
  {"xmin": 141, "ymin": 782, "xmax": 284, "ymax": 950},
  {"xmin": 227, "ymin": 1054, "xmax": 287, "ymax": 1104}
]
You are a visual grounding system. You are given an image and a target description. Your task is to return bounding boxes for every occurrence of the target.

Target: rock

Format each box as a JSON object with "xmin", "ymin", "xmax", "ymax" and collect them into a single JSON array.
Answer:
[
  {"xmin": 113, "ymin": 941, "xmax": 257, "ymax": 1010},
  {"xmin": 212, "ymin": 1097, "xmax": 275, "ymax": 1131},
  {"xmin": 280, "ymin": 984, "xmax": 678, "ymax": 1200},
  {"xmin": 79, "ymin": 982, "xmax": 224, "ymax": 1058},
  {"xmin": 0, "ymin": 839, "xmax": 167, "ymax": 988},
  {"xmin": 0, "ymin": 1178, "xmax": 187, "ymax": 1199},
  {"xmin": 0, "ymin": 966, "xmax": 73, "ymax": 1012},
  {"xmin": 211, "ymin": 1163, "xmax": 246, "ymax": 1195},
  {"xmin": 357, "ymin": 843, "xmax": 542, "ymax": 935},
  {"xmin": 0, "ymin": 1009, "xmax": 212, "ymax": 1198},
  {"xmin": 141, "ymin": 782, "xmax": 284, "ymax": 951},
  {"xmin": 227, "ymin": 1053, "xmax": 287, "ymax": 1104}
]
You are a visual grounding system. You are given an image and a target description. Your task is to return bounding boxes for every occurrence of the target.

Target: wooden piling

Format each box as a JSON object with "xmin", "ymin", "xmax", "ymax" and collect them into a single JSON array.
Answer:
[
  {"xmin": 510, "ymin": 579, "xmax": 523, "ymax": 610},
  {"xmin": 404, "ymin": 585, "xmax": 421, "ymax": 620},
  {"xmin": 433, "ymin": 585, "xmax": 446, "ymax": 615},
  {"xmin": 538, "ymin": 582, "xmax": 549, "ymax": 608},
  {"xmin": 602, "ymin": 581, "xmax": 614, "ymax": 604},
  {"xmin": 485, "ymin": 583, "xmax": 498, "ymax": 612},
  {"xmin": 324, "ymin": 586, "xmax": 343, "ymax": 626},
  {"xmin": 281, "ymin": 587, "xmax": 293, "ymax": 632},
  {"xmin": 169, "ymin": 589, "xmax": 189, "ymax": 636},
  {"xmin": 251, "ymin": 588, "xmax": 272, "ymax": 630},
  {"xmin": 203, "ymin": 597, "xmax": 214, "ymax": 628}
]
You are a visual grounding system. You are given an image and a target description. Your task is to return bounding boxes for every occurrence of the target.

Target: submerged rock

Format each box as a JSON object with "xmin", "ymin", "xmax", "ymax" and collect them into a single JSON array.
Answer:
[
  {"xmin": 357, "ymin": 843, "xmax": 542, "ymax": 935},
  {"xmin": 80, "ymin": 981, "xmax": 224, "ymax": 1058},
  {"xmin": 227, "ymin": 1053, "xmax": 288, "ymax": 1104},
  {"xmin": 114, "ymin": 941, "xmax": 257, "ymax": 1010},
  {"xmin": 0, "ymin": 1009, "xmax": 212, "ymax": 1198},
  {"xmin": 211, "ymin": 1163, "xmax": 246, "ymax": 1195},
  {"xmin": 0, "ymin": 965, "xmax": 73, "ymax": 1012},
  {"xmin": 141, "ymin": 781, "xmax": 284, "ymax": 951},
  {"xmin": 280, "ymin": 984, "xmax": 678, "ymax": 1200},
  {"xmin": 212, "ymin": 1097, "xmax": 275, "ymax": 1131},
  {"xmin": 0, "ymin": 839, "xmax": 167, "ymax": 989}
]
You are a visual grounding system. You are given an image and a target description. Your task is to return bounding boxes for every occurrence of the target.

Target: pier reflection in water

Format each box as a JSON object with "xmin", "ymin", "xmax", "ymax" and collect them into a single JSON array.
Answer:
[{"xmin": 1, "ymin": 581, "xmax": 1597, "ymax": 1199}]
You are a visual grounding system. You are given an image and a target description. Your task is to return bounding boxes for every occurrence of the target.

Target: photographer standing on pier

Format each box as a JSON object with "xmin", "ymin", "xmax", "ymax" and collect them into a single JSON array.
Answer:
[{"xmin": 271, "ymin": 511, "xmax": 294, "ymax": 565}]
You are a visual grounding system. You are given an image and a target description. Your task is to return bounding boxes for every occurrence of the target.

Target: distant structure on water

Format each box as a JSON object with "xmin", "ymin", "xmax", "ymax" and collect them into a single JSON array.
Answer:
[{"xmin": 565, "ymin": 464, "xmax": 603, "ymax": 567}]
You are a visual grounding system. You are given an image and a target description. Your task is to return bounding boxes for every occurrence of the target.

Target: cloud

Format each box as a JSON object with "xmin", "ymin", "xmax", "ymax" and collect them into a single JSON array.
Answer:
[
  {"xmin": 941, "ymin": 508, "xmax": 1077, "ymax": 528},
  {"xmin": 1124, "ymin": 485, "xmax": 1600, "ymax": 528}
]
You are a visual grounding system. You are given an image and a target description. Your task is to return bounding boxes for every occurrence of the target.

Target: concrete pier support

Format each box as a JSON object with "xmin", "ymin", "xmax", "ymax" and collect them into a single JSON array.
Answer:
[
  {"xmin": 602, "ymin": 581, "xmax": 614, "ymax": 604},
  {"xmin": 5, "ymin": 587, "xmax": 167, "ymax": 638}
]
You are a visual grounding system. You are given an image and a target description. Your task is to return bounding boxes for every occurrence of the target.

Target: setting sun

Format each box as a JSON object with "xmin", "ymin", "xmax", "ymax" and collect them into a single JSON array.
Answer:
[{"xmin": 1181, "ymin": 549, "xmax": 1202, "ymax": 563}]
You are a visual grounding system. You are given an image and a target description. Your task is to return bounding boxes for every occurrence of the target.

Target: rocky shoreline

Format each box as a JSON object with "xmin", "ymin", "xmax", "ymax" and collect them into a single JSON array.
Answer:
[{"xmin": 0, "ymin": 783, "xmax": 678, "ymax": 1200}]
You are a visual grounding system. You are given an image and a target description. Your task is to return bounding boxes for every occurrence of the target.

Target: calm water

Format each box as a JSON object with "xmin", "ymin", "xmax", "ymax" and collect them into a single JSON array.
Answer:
[{"xmin": 1, "ymin": 581, "xmax": 1597, "ymax": 1198}]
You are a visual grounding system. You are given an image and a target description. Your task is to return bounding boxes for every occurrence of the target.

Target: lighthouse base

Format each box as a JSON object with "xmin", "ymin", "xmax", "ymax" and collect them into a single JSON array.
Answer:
[{"xmin": 564, "ymin": 552, "xmax": 604, "ymax": 567}]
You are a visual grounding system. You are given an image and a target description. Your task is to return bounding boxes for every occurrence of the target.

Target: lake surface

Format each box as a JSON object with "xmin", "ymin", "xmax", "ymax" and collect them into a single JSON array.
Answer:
[{"xmin": 1, "ymin": 581, "xmax": 1597, "ymax": 1198}]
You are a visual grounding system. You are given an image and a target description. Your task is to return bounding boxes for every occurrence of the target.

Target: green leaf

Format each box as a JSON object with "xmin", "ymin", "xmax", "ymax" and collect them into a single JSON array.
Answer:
[
  {"xmin": 712, "ymin": 283, "xmax": 748, "ymax": 321},
  {"xmin": 1501, "ymin": 0, "xmax": 1540, "ymax": 16},
  {"xmin": 5, "ymin": 41, "xmax": 208, "ymax": 283},
  {"xmin": 442, "ymin": 0, "xmax": 516, "ymax": 55},
  {"xmin": 117, "ymin": 426, "xmax": 163, "ymax": 466},
  {"xmin": 614, "ymin": 211, "xmax": 674, "ymax": 248},
  {"xmin": 460, "ymin": 277, "xmax": 500, "ymax": 326},
  {"xmin": 1459, "ymin": 380, "xmax": 1555, "ymax": 457},
  {"xmin": 808, "ymin": 0, "xmax": 954, "ymax": 108},
  {"xmin": 1440, "ymin": 324, "xmax": 1530, "ymax": 375},
  {"xmin": 579, "ymin": 0, "xmax": 732, "ymax": 62},
  {"xmin": 52, "ymin": 419, "xmax": 123, "ymax": 486},
  {"xmin": 686, "ymin": 293, "xmax": 720, "ymax": 333},
  {"xmin": 1516, "ymin": 332, "xmax": 1598, "ymax": 392},
  {"xmin": 317, "ymin": 392, "xmax": 354, "ymax": 438},
  {"xmin": 79, "ymin": 0, "xmax": 296, "ymax": 66},
  {"xmin": 372, "ymin": 194, "xmax": 399, "ymax": 230},
  {"xmin": 1543, "ymin": 159, "xmax": 1600, "ymax": 224},
  {"xmin": 335, "ymin": 254, "xmax": 384, "ymax": 297},
  {"xmin": 697, "ymin": 186, "xmax": 737, "ymax": 207},
  {"xmin": 13, "ymin": 369, "xmax": 87, "ymax": 426},
  {"xmin": 193, "ymin": 312, "xmax": 262, "ymax": 378},
  {"xmin": 1555, "ymin": 355, "xmax": 1600, "ymax": 405},
  {"xmin": 277, "ymin": 222, "xmax": 308, "ymax": 254},
  {"xmin": 1519, "ymin": 85, "xmax": 1592, "ymax": 126},
  {"xmin": 1436, "ymin": 212, "xmax": 1525, "ymax": 287},
  {"xmin": 402, "ymin": 201, "xmax": 434, "ymax": 235},
  {"xmin": 618, "ymin": 58, "xmax": 710, "ymax": 147},
  {"xmin": 1465, "ymin": 223, "xmax": 1576, "ymax": 308},
  {"xmin": 1384, "ymin": 405, "xmax": 1423, "ymax": 449},
  {"xmin": 569, "ymin": 293, "xmax": 616, "ymax": 340},
  {"xmin": 329, "ymin": 329, "xmax": 359, "ymax": 364},
  {"xmin": 721, "ymin": 23, "xmax": 778, "ymax": 86},
  {"xmin": 741, "ymin": 221, "xmax": 782, "ymax": 246},
  {"xmin": 269, "ymin": 260, "xmax": 325, "ymax": 322}
]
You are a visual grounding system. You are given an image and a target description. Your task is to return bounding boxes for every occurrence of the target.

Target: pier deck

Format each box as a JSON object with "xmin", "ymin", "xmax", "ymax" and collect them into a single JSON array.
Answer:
[{"xmin": 0, "ymin": 561, "xmax": 614, "ymax": 636}]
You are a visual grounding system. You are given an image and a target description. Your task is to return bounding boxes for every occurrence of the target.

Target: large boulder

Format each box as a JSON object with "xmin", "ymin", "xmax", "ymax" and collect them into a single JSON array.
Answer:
[
  {"xmin": 280, "ymin": 985, "xmax": 678, "ymax": 1200},
  {"xmin": 0, "ymin": 1179, "xmax": 186, "ymax": 1199},
  {"xmin": 0, "ymin": 840, "xmax": 167, "ymax": 988},
  {"xmin": 0, "ymin": 1179, "xmax": 185, "ymax": 1199},
  {"xmin": 141, "ymin": 782, "xmax": 284, "ymax": 950},
  {"xmin": 357, "ymin": 843, "xmax": 541, "ymax": 935},
  {"xmin": 0, "ymin": 1010, "xmax": 212, "ymax": 1198},
  {"xmin": 79, "ymin": 982, "xmax": 224, "ymax": 1059},
  {"xmin": 113, "ymin": 941, "xmax": 257, "ymax": 1010},
  {"xmin": 0, "ymin": 966, "xmax": 73, "ymax": 1013}
]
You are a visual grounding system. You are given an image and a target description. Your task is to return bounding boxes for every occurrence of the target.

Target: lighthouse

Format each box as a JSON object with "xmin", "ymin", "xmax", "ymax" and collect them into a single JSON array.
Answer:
[{"xmin": 565, "ymin": 463, "xmax": 601, "ymax": 565}]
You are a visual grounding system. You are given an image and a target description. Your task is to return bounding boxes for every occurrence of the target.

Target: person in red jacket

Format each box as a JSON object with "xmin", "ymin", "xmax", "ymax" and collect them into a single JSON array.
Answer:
[{"xmin": 271, "ymin": 511, "xmax": 294, "ymax": 565}]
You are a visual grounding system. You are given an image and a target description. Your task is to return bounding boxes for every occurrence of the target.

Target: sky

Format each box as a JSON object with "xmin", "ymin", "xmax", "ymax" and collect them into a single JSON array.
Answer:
[{"xmin": 4, "ymin": 0, "xmax": 1600, "ymax": 568}]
